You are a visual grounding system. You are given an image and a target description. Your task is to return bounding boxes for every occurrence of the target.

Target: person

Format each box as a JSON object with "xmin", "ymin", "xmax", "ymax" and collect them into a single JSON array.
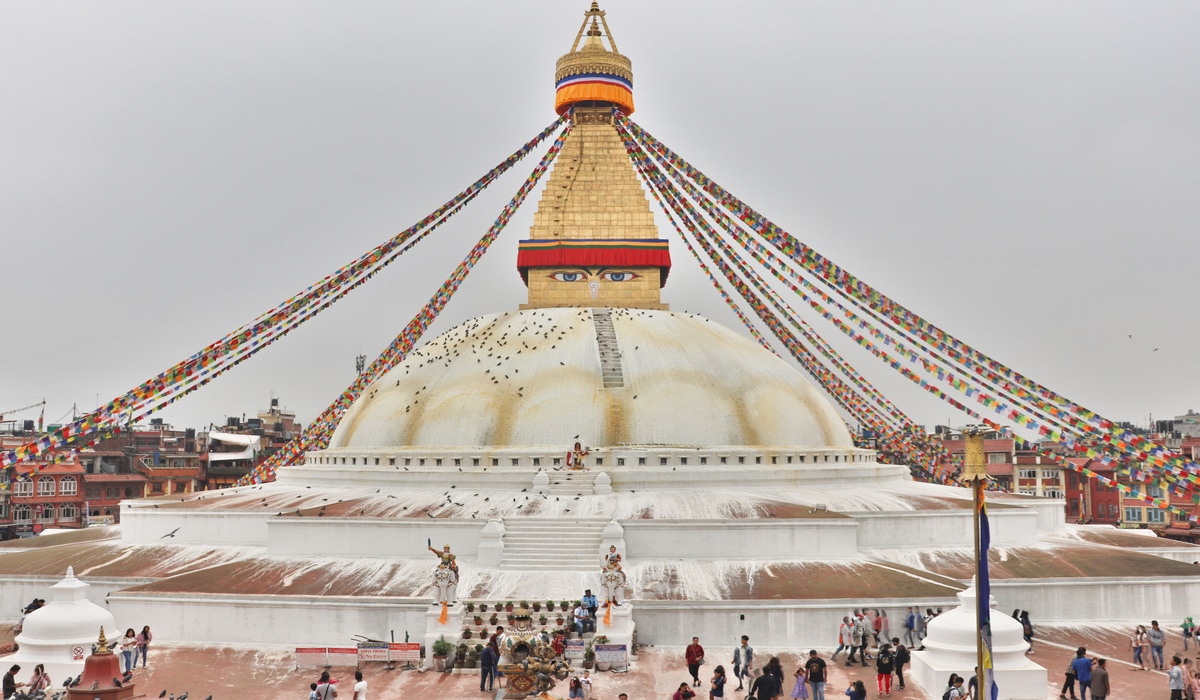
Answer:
[
  {"xmin": 673, "ymin": 681, "xmax": 697, "ymax": 700},
  {"xmin": 1087, "ymin": 658, "xmax": 1108, "ymax": 700},
  {"xmin": 732, "ymin": 636, "xmax": 754, "ymax": 691},
  {"xmin": 120, "ymin": 627, "xmax": 137, "ymax": 673},
  {"xmin": 1186, "ymin": 617, "xmax": 1196, "ymax": 651},
  {"xmin": 309, "ymin": 682, "xmax": 319, "ymax": 700},
  {"xmin": 764, "ymin": 657, "xmax": 784, "ymax": 688},
  {"xmin": 751, "ymin": 667, "xmax": 782, "ymax": 700},
  {"xmin": 315, "ymin": 670, "xmax": 337, "ymax": 699},
  {"xmin": 567, "ymin": 441, "xmax": 590, "ymax": 469},
  {"xmin": 685, "ymin": 636, "xmax": 706, "ymax": 687},
  {"xmin": 428, "ymin": 543, "xmax": 459, "ymax": 573},
  {"xmin": 552, "ymin": 631, "xmax": 566, "ymax": 657},
  {"xmin": 1058, "ymin": 657, "xmax": 1077, "ymax": 700},
  {"xmin": 902, "ymin": 607, "xmax": 917, "ymax": 647},
  {"xmin": 1070, "ymin": 647, "xmax": 1092, "ymax": 700},
  {"xmin": 1131, "ymin": 624, "xmax": 1148, "ymax": 670},
  {"xmin": 580, "ymin": 669, "xmax": 592, "ymax": 700},
  {"xmin": 480, "ymin": 643, "xmax": 497, "ymax": 692},
  {"xmin": 135, "ymin": 625, "xmax": 152, "ymax": 668},
  {"xmin": 619, "ymin": 695, "xmax": 628, "ymax": 700},
  {"xmin": 890, "ymin": 638, "xmax": 909, "ymax": 691},
  {"xmin": 571, "ymin": 678, "xmax": 588, "ymax": 700},
  {"xmin": 3, "ymin": 666, "xmax": 20, "ymax": 700},
  {"xmin": 844, "ymin": 680, "xmax": 866, "ymax": 700},
  {"xmin": 875, "ymin": 643, "xmax": 894, "ymax": 696},
  {"xmin": 847, "ymin": 615, "xmax": 865, "ymax": 666},
  {"xmin": 574, "ymin": 601, "xmax": 594, "ymax": 637},
  {"xmin": 583, "ymin": 589, "xmax": 599, "ymax": 620},
  {"xmin": 833, "ymin": 617, "xmax": 853, "ymax": 663},
  {"xmin": 1019, "ymin": 611, "xmax": 1034, "ymax": 654},
  {"xmin": 710, "ymin": 664, "xmax": 727, "ymax": 699},
  {"xmin": 1150, "ymin": 620, "xmax": 1168, "ymax": 671},
  {"xmin": 947, "ymin": 674, "xmax": 969, "ymax": 700},
  {"xmin": 488, "ymin": 626, "xmax": 504, "ymax": 655},
  {"xmin": 28, "ymin": 664, "xmax": 50, "ymax": 693},
  {"xmin": 805, "ymin": 650, "xmax": 827, "ymax": 700},
  {"xmin": 790, "ymin": 665, "xmax": 809, "ymax": 700},
  {"xmin": 1170, "ymin": 655, "xmax": 1186, "ymax": 700},
  {"xmin": 351, "ymin": 670, "xmax": 366, "ymax": 700}
]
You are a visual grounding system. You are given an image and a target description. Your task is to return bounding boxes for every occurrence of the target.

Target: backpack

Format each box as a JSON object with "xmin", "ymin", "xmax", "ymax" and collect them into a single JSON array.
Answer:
[{"xmin": 942, "ymin": 690, "xmax": 952, "ymax": 700}]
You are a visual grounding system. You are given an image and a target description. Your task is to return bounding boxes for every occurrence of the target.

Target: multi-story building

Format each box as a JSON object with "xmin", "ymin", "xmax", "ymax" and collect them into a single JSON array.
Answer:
[
  {"xmin": 82, "ymin": 421, "xmax": 202, "ymax": 511},
  {"xmin": 1, "ymin": 436, "xmax": 86, "ymax": 538},
  {"xmin": 202, "ymin": 398, "xmax": 301, "ymax": 488}
]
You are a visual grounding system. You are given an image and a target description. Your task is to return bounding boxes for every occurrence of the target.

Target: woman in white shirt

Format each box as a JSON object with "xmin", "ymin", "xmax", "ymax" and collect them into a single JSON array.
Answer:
[
  {"xmin": 1132, "ymin": 625, "xmax": 1148, "ymax": 671},
  {"xmin": 120, "ymin": 628, "xmax": 137, "ymax": 673}
]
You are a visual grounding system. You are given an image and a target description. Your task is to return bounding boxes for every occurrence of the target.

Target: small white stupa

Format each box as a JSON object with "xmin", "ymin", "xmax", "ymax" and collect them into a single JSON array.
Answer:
[
  {"xmin": 4, "ymin": 566, "xmax": 118, "ymax": 683},
  {"xmin": 910, "ymin": 580, "xmax": 1047, "ymax": 700}
]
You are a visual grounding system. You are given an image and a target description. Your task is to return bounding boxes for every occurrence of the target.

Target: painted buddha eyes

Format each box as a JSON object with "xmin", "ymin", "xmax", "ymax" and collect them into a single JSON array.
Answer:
[{"xmin": 547, "ymin": 270, "xmax": 640, "ymax": 282}]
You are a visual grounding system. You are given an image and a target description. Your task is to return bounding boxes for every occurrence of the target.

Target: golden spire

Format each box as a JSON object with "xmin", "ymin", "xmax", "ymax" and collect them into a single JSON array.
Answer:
[{"xmin": 96, "ymin": 626, "xmax": 110, "ymax": 653}]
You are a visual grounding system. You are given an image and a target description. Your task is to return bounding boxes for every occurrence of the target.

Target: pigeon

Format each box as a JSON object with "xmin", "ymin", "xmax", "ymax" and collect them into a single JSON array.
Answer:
[
  {"xmin": 113, "ymin": 677, "xmax": 123, "ymax": 687},
  {"xmin": 160, "ymin": 527, "xmax": 180, "ymax": 539},
  {"xmin": 160, "ymin": 690, "xmax": 168, "ymax": 698},
  {"xmin": 178, "ymin": 693, "xmax": 189, "ymax": 700},
  {"xmin": 91, "ymin": 681, "xmax": 100, "ymax": 690}
]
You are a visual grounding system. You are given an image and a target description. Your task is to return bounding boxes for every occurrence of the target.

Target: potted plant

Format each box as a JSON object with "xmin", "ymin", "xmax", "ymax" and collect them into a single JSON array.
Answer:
[
  {"xmin": 479, "ymin": 602, "xmax": 489, "ymax": 612},
  {"xmin": 583, "ymin": 639, "xmax": 595, "ymax": 669},
  {"xmin": 537, "ymin": 613, "xmax": 547, "ymax": 626},
  {"xmin": 532, "ymin": 600, "xmax": 542, "ymax": 612},
  {"xmin": 545, "ymin": 600, "xmax": 555, "ymax": 611},
  {"xmin": 556, "ymin": 613, "xmax": 565, "ymax": 625},
  {"xmin": 473, "ymin": 613, "xmax": 483, "ymax": 625},
  {"xmin": 489, "ymin": 613, "xmax": 499, "ymax": 626},
  {"xmin": 432, "ymin": 634, "xmax": 454, "ymax": 672},
  {"xmin": 560, "ymin": 599, "xmax": 570, "ymax": 610},
  {"xmin": 505, "ymin": 601, "xmax": 514, "ymax": 613},
  {"xmin": 466, "ymin": 601, "xmax": 475, "ymax": 613},
  {"xmin": 466, "ymin": 648, "xmax": 479, "ymax": 669},
  {"xmin": 463, "ymin": 627, "xmax": 473, "ymax": 639},
  {"xmin": 519, "ymin": 599, "xmax": 530, "ymax": 610}
]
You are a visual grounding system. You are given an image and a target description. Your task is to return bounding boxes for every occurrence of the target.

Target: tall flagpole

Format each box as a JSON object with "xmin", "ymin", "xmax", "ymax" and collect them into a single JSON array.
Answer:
[{"xmin": 963, "ymin": 429, "xmax": 989, "ymax": 695}]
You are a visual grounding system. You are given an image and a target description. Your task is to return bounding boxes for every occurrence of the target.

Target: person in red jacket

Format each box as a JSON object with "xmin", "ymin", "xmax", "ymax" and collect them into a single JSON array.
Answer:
[{"xmin": 685, "ymin": 636, "xmax": 706, "ymax": 687}]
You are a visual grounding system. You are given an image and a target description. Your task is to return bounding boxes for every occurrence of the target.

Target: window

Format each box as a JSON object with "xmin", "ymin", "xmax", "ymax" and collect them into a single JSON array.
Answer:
[
  {"xmin": 1018, "ymin": 488, "xmax": 1037, "ymax": 496},
  {"xmin": 36, "ymin": 505, "xmax": 55, "ymax": 523},
  {"xmin": 60, "ymin": 503, "xmax": 78, "ymax": 522},
  {"xmin": 595, "ymin": 458, "xmax": 603, "ymax": 466},
  {"xmin": 1044, "ymin": 489, "xmax": 1063, "ymax": 499},
  {"xmin": 512, "ymin": 459, "xmax": 519, "ymax": 466},
  {"xmin": 532, "ymin": 458, "xmax": 540, "ymax": 466},
  {"xmin": 389, "ymin": 458, "xmax": 396, "ymax": 466},
  {"xmin": 659, "ymin": 457, "xmax": 668, "ymax": 466},
  {"xmin": 419, "ymin": 459, "xmax": 426, "ymax": 466},
  {"xmin": 1018, "ymin": 469, "xmax": 1037, "ymax": 479},
  {"xmin": 1109, "ymin": 504, "xmax": 1119, "ymax": 519},
  {"xmin": 60, "ymin": 476, "xmax": 78, "ymax": 496},
  {"xmin": 13, "ymin": 480, "xmax": 32, "ymax": 497},
  {"xmin": 738, "ymin": 457, "xmax": 745, "ymax": 464},
  {"xmin": 755, "ymin": 456, "xmax": 762, "ymax": 464},
  {"xmin": 617, "ymin": 458, "xmax": 625, "ymax": 466},
  {"xmin": 492, "ymin": 459, "xmax": 499, "ymax": 466},
  {"xmin": 374, "ymin": 458, "xmax": 380, "ymax": 466},
  {"xmin": 404, "ymin": 458, "xmax": 411, "ymax": 466},
  {"xmin": 638, "ymin": 457, "xmax": 646, "ymax": 466},
  {"xmin": 1040, "ymin": 470, "xmax": 1058, "ymax": 480},
  {"xmin": 1148, "ymin": 509, "xmax": 1166, "ymax": 523},
  {"xmin": 14, "ymin": 505, "xmax": 32, "ymax": 523},
  {"xmin": 1124, "ymin": 507, "xmax": 1143, "ymax": 522},
  {"xmin": 700, "ymin": 457, "xmax": 707, "ymax": 465},
  {"xmin": 454, "ymin": 459, "xmax": 462, "ymax": 467},
  {"xmin": 472, "ymin": 459, "xmax": 479, "ymax": 467},
  {"xmin": 151, "ymin": 482, "xmax": 164, "ymax": 493},
  {"xmin": 1148, "ymin": 485, "xmax": 1165, "ymax": 499},
  {"xmin": 680, "ymin": 458, "xmax": 687, "ymax": 465},
  {"xmin": 720, "ymin": 457, "xmax": 727, "ymax": 465},
  {"xmin": 175, "ymin": 481, "xmax": 188, "ymax": 493},
  {"xmin": 987, "ymin": 453, "xmax": 1007, "ymax": 464},
  {"xmin": 435, "ymin": 459, "xmax": 442, "ymax": 466},
  {"xmin": 106, "ymin": 487, "xmax": 121, "ymax": 499},
  {"xmin": 37, "ymin": 476, "xmax": 56, "ymax": 496},
  {"xmin": 771, "ymin": 457, "xmax": 777, "ymax": 464}
]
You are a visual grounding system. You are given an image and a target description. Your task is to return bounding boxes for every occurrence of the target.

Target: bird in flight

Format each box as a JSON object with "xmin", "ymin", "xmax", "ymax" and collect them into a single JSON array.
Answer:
[{"xmin": 160, "ymin": 527, "xmax": 180, "ymax": 539}]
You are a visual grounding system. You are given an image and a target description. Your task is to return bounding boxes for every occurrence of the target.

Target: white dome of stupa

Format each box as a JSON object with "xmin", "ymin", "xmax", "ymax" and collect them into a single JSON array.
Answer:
[
  {"xmin": 327, "ymin": 307, "xmax": 853, "ymax": 451},
  {"xmin": 6, "ymin": 566, "xmax": 118, "ymax": 682}
]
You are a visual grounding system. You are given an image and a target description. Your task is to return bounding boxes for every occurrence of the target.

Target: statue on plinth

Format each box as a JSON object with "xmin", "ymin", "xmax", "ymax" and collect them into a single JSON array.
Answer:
[
  {"xmin": 427, "ymin": 542, "xmax": 459, "ymax": 604},
  {"xmin": 599, "ymin": 544, "xmax": 626, "ymax": 606}
]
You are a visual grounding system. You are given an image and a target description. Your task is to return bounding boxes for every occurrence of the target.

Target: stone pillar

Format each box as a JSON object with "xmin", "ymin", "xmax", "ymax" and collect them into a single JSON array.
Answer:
[
  {"xmin": 478, "ymin": 518, "xmax": 506, "ymax": 568},
  {"xmin": 599, "ymin": 519, "xmax": 625, "ymax": 563},
  {"xmin": 423, "ymin": 602, "xmax": 465, "ymax": 670},
  {"xmin": 592, "ymin": 471, "xmax": 613, "ymax": 495},
  {"xmin": 533, "ymin": 470, "xmax": 550, "ymax": 494}
]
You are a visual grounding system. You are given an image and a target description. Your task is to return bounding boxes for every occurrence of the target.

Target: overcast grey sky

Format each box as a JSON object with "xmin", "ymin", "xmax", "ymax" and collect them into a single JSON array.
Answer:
[{"xmin": 1, "ymin": 1, "xmax": 1197, "ymax": 435}]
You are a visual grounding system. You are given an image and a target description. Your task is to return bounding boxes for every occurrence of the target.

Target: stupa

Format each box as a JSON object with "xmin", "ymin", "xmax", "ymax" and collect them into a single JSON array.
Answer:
[
  {"xmin": 4, "ymin": 8, "xmax": 1200, "ymax": 696},
  {"xmin": 6, "ymin": 567, "xmax": 117, "ymax": 683}
]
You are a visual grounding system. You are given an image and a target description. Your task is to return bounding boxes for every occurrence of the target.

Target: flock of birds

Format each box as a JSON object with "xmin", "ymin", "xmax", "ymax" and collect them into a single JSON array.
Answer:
[{"xmin": 6, "ymin": 673, "xmax": 206, "ymax": 700}]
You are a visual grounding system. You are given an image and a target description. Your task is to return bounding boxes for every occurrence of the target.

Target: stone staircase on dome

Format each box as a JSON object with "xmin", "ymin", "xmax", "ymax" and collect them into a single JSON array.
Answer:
[{"xmin": 499, "ymin": 517, "xmax": 607, "ymax": 570}]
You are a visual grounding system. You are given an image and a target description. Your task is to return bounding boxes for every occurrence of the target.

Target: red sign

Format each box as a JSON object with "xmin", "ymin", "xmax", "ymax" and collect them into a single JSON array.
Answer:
[{"xmin": 389, "ymin": 643, "xmax": 420, "ymax": 662}]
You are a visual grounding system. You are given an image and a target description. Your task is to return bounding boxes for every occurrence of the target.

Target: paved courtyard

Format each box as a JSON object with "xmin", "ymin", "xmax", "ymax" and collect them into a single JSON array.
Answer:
[{"xmin": 0, "ymin": 623, "xmax": 1184, "ymax": 698}]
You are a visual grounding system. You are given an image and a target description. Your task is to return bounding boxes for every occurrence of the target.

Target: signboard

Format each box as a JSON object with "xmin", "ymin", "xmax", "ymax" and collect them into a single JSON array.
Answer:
[
  {"xmin": 563, "ymin": 639, "xmax": 585, "ymax": 660},
  {"xmin": 72, "ymin": 646, "xmax": 85, "ymax": 661},
  {"xmin": 327, "ymin": 647, "xmax": 358, "ymax": 665},
  {"xmin": 357, "ymin": 641, "xmax": 389, "ymax": 662},
  {"xmin": 594, "ymin": 644, "xmax": 627, "ymax": 664},
  {"xmin": 295, "ymin": 647, "xmax": 327, "ymax": 666},
  {"xmin": 389, "ymin": 643, "xmax": 421, "ymax": 662}
]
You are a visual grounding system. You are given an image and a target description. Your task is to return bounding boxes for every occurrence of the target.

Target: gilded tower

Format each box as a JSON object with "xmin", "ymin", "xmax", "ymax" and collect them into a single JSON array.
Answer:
[{"xmin": 518, "ymin": 2, "xmax": 670, "ymax": 310}]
